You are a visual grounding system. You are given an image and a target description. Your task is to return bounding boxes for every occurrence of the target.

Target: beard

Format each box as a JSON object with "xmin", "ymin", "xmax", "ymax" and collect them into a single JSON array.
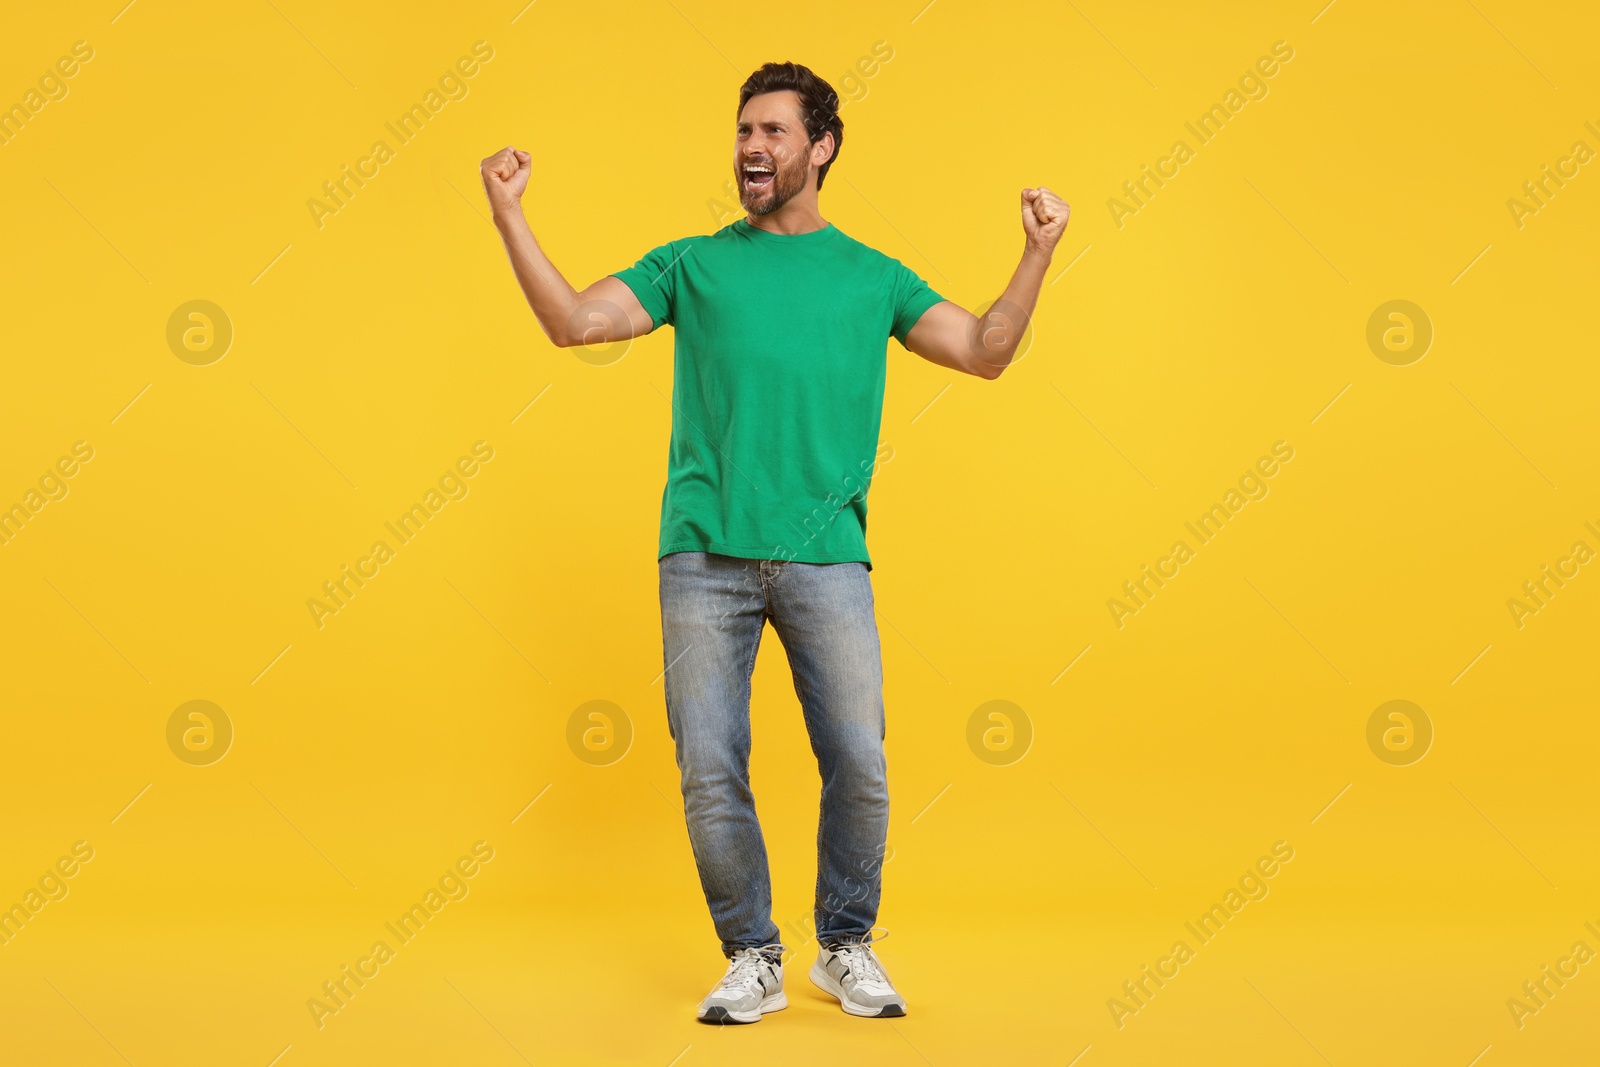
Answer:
[{"xmin": 739, "ymin": 154, "xmax": 810, "ymax": 216}]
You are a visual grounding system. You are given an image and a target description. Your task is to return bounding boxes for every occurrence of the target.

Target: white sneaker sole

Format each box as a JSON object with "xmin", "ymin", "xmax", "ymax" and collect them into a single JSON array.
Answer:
[
  {"xmin": 808, "ymin": 961, "xmax": 907, "ymax": 1018},
  {"xmin": 697, "ymin": 990, "xmax": 787, "ymax": 1024}
]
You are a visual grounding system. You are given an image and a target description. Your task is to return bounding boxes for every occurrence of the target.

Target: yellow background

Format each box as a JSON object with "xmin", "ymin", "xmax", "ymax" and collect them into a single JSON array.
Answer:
[{"xmin": 2, "ymin": 0, "xmax": 1597, "ymax": 1063}]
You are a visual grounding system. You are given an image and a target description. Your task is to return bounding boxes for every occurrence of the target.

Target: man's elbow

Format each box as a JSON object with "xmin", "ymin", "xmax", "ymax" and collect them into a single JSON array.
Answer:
[
  {"xmin": 540, "ymin": 320, "xmax": 574, "ymax": 348},
  {"xmin": 971, "ymin": 355, "xmax": 1009, "ymax": 381}
]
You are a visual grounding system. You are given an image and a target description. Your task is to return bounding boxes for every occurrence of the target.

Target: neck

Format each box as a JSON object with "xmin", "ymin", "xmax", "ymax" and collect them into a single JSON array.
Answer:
[{"xmin": 744, "ymin": 193, "xmax": 827, "ymax": 235}]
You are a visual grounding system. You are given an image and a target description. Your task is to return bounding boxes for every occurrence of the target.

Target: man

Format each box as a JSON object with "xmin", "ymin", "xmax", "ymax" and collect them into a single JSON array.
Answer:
[{"xmin": 482, "ymin": 60, "xmax": 1067, "ymax": 1024}]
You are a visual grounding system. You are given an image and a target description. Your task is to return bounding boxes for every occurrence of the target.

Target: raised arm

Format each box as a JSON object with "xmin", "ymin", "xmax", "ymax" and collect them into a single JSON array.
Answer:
[
  {"xmin": 480, "ymin": 145, "xmax": 654, "ymax": 349},
  {"xmin": 903, "ymin": 187, "xmax": 1070, "ymax": 380}
]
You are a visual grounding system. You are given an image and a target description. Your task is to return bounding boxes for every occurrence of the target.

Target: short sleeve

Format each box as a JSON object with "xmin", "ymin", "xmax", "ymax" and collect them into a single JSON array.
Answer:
[
  {"xmin": 889, "ymin": 259, "xmax": 946, "ymax": 346},
  {"xmin": 610, "ymin": 241, "xmax": 683, "ymax": 330}
]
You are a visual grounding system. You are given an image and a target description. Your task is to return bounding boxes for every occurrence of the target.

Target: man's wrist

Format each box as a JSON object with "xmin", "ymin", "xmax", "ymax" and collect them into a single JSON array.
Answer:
[
  {"xmin": 1022, "ymin": 242, "xmax": 1055, "ymax": 264},
  {"xmin": 491, "ymin": 201, "xmax": 526, "ymax": 228}
]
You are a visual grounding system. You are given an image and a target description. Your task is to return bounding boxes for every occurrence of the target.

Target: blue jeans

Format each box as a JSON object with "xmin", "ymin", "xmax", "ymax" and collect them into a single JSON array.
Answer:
[{"xmin": 658, "ymin": 551, "xmax": 890, "ymax": 958}]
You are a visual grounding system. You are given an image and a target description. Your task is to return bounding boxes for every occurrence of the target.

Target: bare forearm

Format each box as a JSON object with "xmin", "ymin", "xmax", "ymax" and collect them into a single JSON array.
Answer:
[
  {"xmin": 966, "ymin": 186, "xmax": 1071, "ymax": 376},
  {"xmin": 976, "ymin": 245, "xmax": 1052, "ymax": 370},
  {"xmin": 491, "ymin": 203, "xmax": 580, "ymax": 346}
]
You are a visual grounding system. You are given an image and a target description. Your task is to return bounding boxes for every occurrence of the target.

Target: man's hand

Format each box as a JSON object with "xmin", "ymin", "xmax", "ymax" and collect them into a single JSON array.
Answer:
[
  {"xmin": 1021, "ymin": 187, "xmax": 1070, "ymax": 258},
  {"xmin": 481, "ymin": 146, "xmax": 532, "ymax": 215}
]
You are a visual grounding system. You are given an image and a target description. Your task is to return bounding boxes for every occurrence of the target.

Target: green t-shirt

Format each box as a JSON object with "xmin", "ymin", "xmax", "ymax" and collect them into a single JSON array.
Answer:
[{"xmin": 611, "ymin": 217, "xmax": 945, "ymax": 571}]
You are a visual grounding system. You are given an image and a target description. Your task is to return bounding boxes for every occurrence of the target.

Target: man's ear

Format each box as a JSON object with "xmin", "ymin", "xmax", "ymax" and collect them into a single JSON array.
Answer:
[{"xmin": 811, "ymin": 132, "xmax": 835, "ymax": 168}]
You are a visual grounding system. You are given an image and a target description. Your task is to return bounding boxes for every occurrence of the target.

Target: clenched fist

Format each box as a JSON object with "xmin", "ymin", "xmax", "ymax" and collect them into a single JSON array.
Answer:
[
  {"xmin": 1021, "ymin": 187, "xmax": 1070, "ymax": 257},
  {"xmin": 481, "ymin": 146, "xmax": 531, "ymax": 214}
]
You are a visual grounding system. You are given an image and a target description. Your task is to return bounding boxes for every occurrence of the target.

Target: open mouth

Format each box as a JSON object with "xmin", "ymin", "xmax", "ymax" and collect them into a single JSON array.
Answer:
[{"xmin": 742, "ymin": 162, "xmax": 775, "ymax": 193}]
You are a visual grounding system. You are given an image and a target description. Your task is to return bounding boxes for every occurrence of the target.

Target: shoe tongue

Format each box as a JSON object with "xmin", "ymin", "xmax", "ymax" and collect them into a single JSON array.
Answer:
[
  {"xmin": 839, "ymin": 945, "xmax": 881, "ymax": 980},
  {"xmin": 728, "ymin": 950, "xmax": 777, "ymax": 981}
]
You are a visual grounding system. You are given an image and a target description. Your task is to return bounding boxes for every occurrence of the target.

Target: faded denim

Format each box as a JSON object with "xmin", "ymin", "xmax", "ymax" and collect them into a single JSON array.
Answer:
[{"xmin": 658, "ymin": 551, "xmax": 890, "ymax": 958}]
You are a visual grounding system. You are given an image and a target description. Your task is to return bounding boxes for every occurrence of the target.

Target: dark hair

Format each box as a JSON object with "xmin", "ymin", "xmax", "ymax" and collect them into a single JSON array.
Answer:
[{"xmin": 737, "ymin": 62, "xmax": 844, "ymax": 190}]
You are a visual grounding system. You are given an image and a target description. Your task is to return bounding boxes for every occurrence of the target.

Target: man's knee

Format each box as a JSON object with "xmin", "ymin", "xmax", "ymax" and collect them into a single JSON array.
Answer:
[
  {"xmin": 820, "ymin": 732, "xmax": 887, "ymax": 794},
  {"xmin": 676, "ymin": 733, "xmax": 752, "ymax": 793}
]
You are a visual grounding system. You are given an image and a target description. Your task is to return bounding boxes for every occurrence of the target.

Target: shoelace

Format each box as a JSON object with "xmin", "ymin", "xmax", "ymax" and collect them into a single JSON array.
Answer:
[
  {"xmin": 829, "ymin": 927, "xmax": 890, "ymax": 986},
  {"xmin": 718, "ymin": 943, "xmax": 784, "ymax": 990}
]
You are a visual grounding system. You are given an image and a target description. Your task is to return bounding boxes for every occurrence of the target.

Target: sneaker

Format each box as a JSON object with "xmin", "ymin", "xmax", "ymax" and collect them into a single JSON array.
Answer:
[
  {"xmin": 696, "ymin": 945, "xmax": 787, "ymax": 1024},
  {"xmin": 810, "ymin": 936, "xmax": 907, "ymax": 1017}
]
